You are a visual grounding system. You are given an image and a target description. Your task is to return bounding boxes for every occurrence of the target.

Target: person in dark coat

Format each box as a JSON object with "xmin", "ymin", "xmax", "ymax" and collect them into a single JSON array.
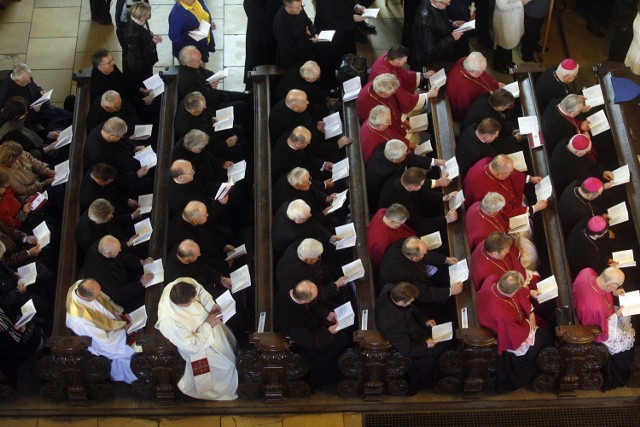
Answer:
[
  {"xmin": 272, "ymin": 0, "xmax": 317, "ymax": 69},
  {"xmin": 82, "ymin": 236, "xmax": 151, "ymax": 313},
  {"xmin": 124, "ymin": 2, "xmax": 162, "ymax": 87},
  {"xmin": 313, "ymin": 0, "xmax": 364, "ymax": 89},
  {"xmin": 366, "ymin": 139, "xmax": 446, "ymax": 211},
  {"xmin": 378, "ymin": 167, "xmax": 456, "ymax": 236},
  {"xmin": 74, "ymin": 198, "xmax": 139, "ymax": 254},
  {"xmin": 167, "ymin": 159, "xmax": 224, "ymax": 221},
  {"xmin": 273, "ymin": 280, "xmax": 352, "ymax": 389},
  {"xmin": 565, "ymin": 216, "xmax": 614, "ymax": 279},
  {"xmin": 272, "ymin": 168, "xmax": 333, "ymax": 217},
  {"xmin": 89, "ymin": 0, "xmax": 112, "ymax": 25},
  {"xmin": 558, "ymin": 178, "xmax": 606, "ymax": 238},
  {"xmin": 243, "ymin": 0, "xmax": 281, "ymax": 88},
  {"xmin": 540, "ymin": 94, "xmax": 589, "ymax": 154},
  {"xmin": 270, "ymin": 126, "xmax": 331, "ymax": 185},
  {"xmin": 534, "ymin": 59, "xmax": 579, "ymax": 113},
  {"xmin": 168, "ymin": 0, "xmax": 216, "ymax": 63},
  {"xmin": 408, "ymin": 0, "xmax": 469, "ymax": 70},
  {"xmin": 85, "ymin": 90, "xmax": 139, "ymax": 138},
  {"xmin": 456, "ymin": 119, "xmax": 504, "ymax": 178},
  {"xmin": 521, "ymin": 0, "xmax": 550, "ymax": 62},
  {"xmin": 376, "ymin": 282, "xmax": 453, "ymax": 393},
  {"xmin": 80, "ymin": 163, "xmax": 135, "ymax": 216}
]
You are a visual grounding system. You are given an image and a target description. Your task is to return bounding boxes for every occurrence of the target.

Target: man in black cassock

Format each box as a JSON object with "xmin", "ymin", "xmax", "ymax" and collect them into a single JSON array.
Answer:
[
  {"xmin": 273, "ymin": 0, "xmax": 317, "ymax": 69},
  {"xmin": 243, "ymin": 0, "xmax": 280, "ymax": 88}
]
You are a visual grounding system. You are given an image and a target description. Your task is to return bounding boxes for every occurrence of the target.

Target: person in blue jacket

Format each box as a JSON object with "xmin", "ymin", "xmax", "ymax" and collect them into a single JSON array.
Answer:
[{"xmin": 169, "ymin": 0, "xmax": 216, "ymax": 63}]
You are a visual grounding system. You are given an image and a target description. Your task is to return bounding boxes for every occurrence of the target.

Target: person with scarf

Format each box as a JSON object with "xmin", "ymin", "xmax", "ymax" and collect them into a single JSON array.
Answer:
[{"xmin": 169, "ymin": 0, "xmax": 216, "ymax": 63}]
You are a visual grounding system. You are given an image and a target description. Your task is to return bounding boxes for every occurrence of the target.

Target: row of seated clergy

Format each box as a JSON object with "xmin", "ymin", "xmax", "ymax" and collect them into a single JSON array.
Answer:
[
  {"xmin": 534, "ymin": 59, "xmax": 580, "ymax": 115},
  {"xmin": 270, "ymin": 89, "xmax": 351, "ymax": 163},
  {"xmin": 0, "ymin": 63, "xmax": 73, "ymax": 134},
  {"xmin": 476, "ymin": 271, "xmax": 554, "ymax": 393},
  {"xmin": 378, "ymin": 237, "xmax": 463, "ymax": 324},
  {"xmin": 540, "ymin": 94, "xmax": 591, "ymax": 155},
  {"xmin": 366, "ymin": 138, "xmax": 440, "ymax": 210},
  {"xmin": 176, "ymin": 46, "xmax": 253, "ymax": 139},
  {"xmin": 84, "ymin": 117, "xmax": 154, "ymax": 197},
  {"xmin": 572, "ymin": 266, "xmax": 637, "ymax": 390}
]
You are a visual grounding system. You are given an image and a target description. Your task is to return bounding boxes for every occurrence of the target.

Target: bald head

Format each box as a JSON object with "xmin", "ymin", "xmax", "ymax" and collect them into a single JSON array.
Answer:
[
  {"xmin": 77, "ymin": 278, "xmax": 101, "ymax": 301},
  {"xmin": 401, "ymin": 236, "xmax": 427, "ymax": 261},
  {"xmin": 176, "ymin": 239, "xmax": 201, "ymax": 262},
  {"xmin": 300, "ymin": 61, "xmax": 321, "ymax": 82},
  {"xmin": 288, "ymin": 126, "xmax": 312, "ymax": 149},
  {"xmin": 489, "ymin": 154, "xmax": 514, "ymax": 179},
  {"xmin": 170, "ymin": 159, "xmax": 195, "ymax": 182},
  {"xmin": 98, "ymin": 235, "xmax": 121, "ymax": 258},
  {"xmin": 599, "ymin": 267, "xmax": 625, "ymax": 290},
  {"xmin": 291, "ymin": 280, "xmax": 318, "ymax": 303},
  {"xmin": 285, "ymin": 89, "xmax": 309, "ymax": 112},
  {"xmin": 183, "ymin": 201, "xmax": 208, "ymax": 225}
]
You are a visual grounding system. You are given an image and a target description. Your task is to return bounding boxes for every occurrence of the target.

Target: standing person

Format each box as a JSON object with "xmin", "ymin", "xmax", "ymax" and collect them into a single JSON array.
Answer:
[
  {"xmin": 521, "ymin": 0, "xmax": 550, "ymax": 62},
  {"xmin": 169, "ymin": 0, "xmax": 217, "ymax": 63},
  {"xmin": 492, "ymin": 0, "xmax": 525, "ymax": 74},
  {"xmin": 156, "ymin": 278, "xmax": 238, "ymax": 400},
  {"xmin": 609, "ymin": 0, "xmax": 638, "ymax": 62},
  {"xmin": 125, "ymin": 2, "xmax": 162, "ymax": 88},
  {"xmin": 625, "ymin": 5, "xmax": 640, "ymax": 74},
  {"xmin": 90, "ymin": 0, "xmax": 113, "ymax": 25},
  {"xmin": 243, "ymin": 0, "xmax": 281, "ymax": 89},
  {"xmin": 273, "ymin": 0, "xmax": 318, "ymax": 70}
]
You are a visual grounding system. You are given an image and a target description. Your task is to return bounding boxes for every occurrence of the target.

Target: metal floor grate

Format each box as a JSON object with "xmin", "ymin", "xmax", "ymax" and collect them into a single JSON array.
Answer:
[{"xmin": 363, "ymin": 405, "xmax": 640, "ymax": 427}]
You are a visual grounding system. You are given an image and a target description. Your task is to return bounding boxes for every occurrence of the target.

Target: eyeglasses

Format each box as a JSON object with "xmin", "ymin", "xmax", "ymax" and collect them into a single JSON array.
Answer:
[{"xmin": 100, "ymin": 59, "xmax": 114, "ymax": 67}]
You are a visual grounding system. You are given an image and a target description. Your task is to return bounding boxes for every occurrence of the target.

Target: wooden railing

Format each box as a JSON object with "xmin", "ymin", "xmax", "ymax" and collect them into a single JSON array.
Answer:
[
  {"xmin": 336, "ymin": 89, "xmax": 411, "ymax": 401},
  {"xmin": 515, "ymin": 67, "xmax": 607, "ymax": 395},
  {"xmin": 237, "ymin": 65, "xmax": 311, "ymax": 403},
  {"xmin": 430, "ymin": 89, "xmax": 497, "ymax": 397}
]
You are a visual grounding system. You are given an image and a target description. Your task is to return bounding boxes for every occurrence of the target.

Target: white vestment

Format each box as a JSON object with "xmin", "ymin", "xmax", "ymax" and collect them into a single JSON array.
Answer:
[
  {"xmin": 66, "ymin": 290, "xmax": 137, "ymax": 384},
  {"xmin": 493, "ymin": 0, "xmax": 525, "ymax": 49},
  {"xmin": 156, "ymin": 278, "xmax": 238, "ymax": 400}
]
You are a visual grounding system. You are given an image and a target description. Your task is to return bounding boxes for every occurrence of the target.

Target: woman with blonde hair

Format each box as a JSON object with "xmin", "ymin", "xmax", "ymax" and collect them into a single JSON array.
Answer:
[{"xmin": 125, "ymin": 1, "xmax": 162, "ymax": 87}]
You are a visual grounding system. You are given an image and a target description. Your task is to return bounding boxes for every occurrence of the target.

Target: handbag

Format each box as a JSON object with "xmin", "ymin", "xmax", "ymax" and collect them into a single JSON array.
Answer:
[{"xmin": 338, "ymin": 53, "xmax": 368, "ymax": 84}]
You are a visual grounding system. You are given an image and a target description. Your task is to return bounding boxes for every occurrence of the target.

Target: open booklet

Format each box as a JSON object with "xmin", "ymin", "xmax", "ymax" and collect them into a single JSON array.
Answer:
[
  {"xmin": 610, "ymin": 164, "xmax": 630, "ymax": 187},
  {"xmin": 583, "ymin": 84, "xmax": 604, "ymax": 107},
  {"xmin": 587, "ymin": 110, "xmax": 611, "ymax": 137},
  {"xmin": 14, "ymin": 299, "xmax": 37, "ymax": 329},
  {"xmin": 509, "ymin": 212, "xmax": 530, "ymax": 234},
  {"xmin": 228, "ymin": 160, "xmax": 247, "ymax": 183},
  {"xmin": 332, "ymin": 157, "xmax": 350, "ymax": 182},
  {"xmin": 612, "ymin": 249, "xmax": 636, "ymax": 268},
  {"xmin": 326, "ymin": 189, "xmax": 348, "ymax": 214},
  {"xmin": 507, "ymin": 151, "xmax": 527, "ymax": 172},
  {"xmin": 130, "ymin": 125, "xmax": 153, "ymax": 141},
  {"xmin": 17, "ymin": 262, "xmax": 38, "ymax": 286},
  {"xmin": 216, "ymin": 290, "xmax": 236, "ymax": 323},
  {"xmin": 30, "ymin": 89, "xmax": 53, "ymax": 108},
  {"xmin": 409, "ymin": 113, "xmax": 429, "ymax": 132},
  {"xmin": 429, "ymin": 68, "xmax": 447, "ymax": 89},
  {"xmin": 420, "ymin": 231, "xmax": 442, "ymax": 250},
  {"xmin": 341, "ymin": 259, "xmax": 365, "ymax": 282},
  {"xmin": 143, "ymin": 259, "xmax": 164, "ymax": 287},
  {"xmin": 138, "ymin": 194, "xmax": 153, "ymax": 215},
  {"xmin": 230, "ymin": 264, "xmax": 252, "ymax": 294},
  {"xmin": 225, "ymin": 244, "xmax": 247, "ymax": 261},
  {"xmin": 361, "ymin": 8, "xmax": 380, "ymax": 18},
  {"xmin": 414, "ymin": 139, "xmax": 433, "ymax": 155},
  {"xmin": 334, "ymin": 301, "xmax": 355, "ymax": 332},
  {"xmin": 448, "ymin": 190, "xmax": 465, "ymax": 212},
  {"xmin": 342, "ymin": 76, "xmax": 362, "ymax": 102},
  {"xmin": 132, "ymin": 218, "xmax": 152, "ymax": 245},
  {"xmin": 335, "ymin": 223, "xmax": 356, "ymax": 250},
  {"xmin": 619, "ymin": 291, "xmax": 640, "ymax": 316},
  {"xmin": 143, "ymin": 74, "xmax": 164, "ymax": 98},
  {"xmin": 453, "ymin": 19, "xmax": 475, "ymax": 33},
  {"xmin": 189, "ymin": 20, "xmax": 211, "ymax": 42},
  {"xmin": 503, "ymin": 81, "xmax": 520, "ymax": 98},
  {"xmin": 52, "ymin": 125, "xmax": 73, "ymax": 150},
  {"xmin": 133, "ymin": 146, "xmax": 157, "ymax": 169},
  {"xmin": 441, "ymin": 157, "xmax": 459, "ymax": 180},
  {"xmin": 431, "ymin": 321, "xmax": 453, "ymax": 342},
  {"xmin": 607, "ymin": 201, "xmax": 629, "ymax": 226},
  {"xmin": 324, "ymin": 111, "xmax": 343, "ymax": 139},
  {"xmin": 51, "ymin": 160, "xmax": 70, "ymax": 186},
  {"xmin": 206, "ymin": 68, "xmax": 229, "ymax": 83},
  {"xmin": 127, "ymin": 306, "xmax": 148, "ymax": 334},
  {"xmin": 214, "ymin": 106, "xmax": 234, "ymax": 132},
  {"xmin": 535, "ymin": 275, "xmax": 558, "ymax": 303},
  {"xmin": 449, "ymin": 259, "xmax": 469, "ymax": 285},
  {"xmin": 317, "ymin": 30, "xmax": 335, "ymax": 42},
  {"xmin": 534, "ymin": 176, "xmax": 552, "ymax": 201},
  {"xmin": 33, "ymin": 221, "xmax": 51, "ymax": 248}
]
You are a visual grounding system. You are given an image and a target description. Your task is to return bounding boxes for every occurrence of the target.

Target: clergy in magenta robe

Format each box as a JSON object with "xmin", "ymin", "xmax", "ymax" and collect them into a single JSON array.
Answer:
[
  {"xmin": 463, "ymin": 156, "xmax": 529, "ymax": 218},
  {"xmin": 470, "ymin": 232, "xmax": 538, "ymax": 291},
  {"xmin": 156, "ymin": 277, "xmax": 238, "ymax": 400},
  {"xmin": 369, "ymin": 48, "xmax": 421, "ymax": 95},
  {"xmin": 360, "ymin": 109, "xmax": 411, "ymax": 164},
  {"xmin": 65, "ymin": 279, "xmax": 138, "ymax": 384},
  {"xmin": 357, "ymin": 74, "xmax": 425, "ymax": 137},
  {"xmin": 446, "ymin": 54, "xmax": 501, "ymax": 122},
  {"xmin": 465, "ymin": 197, "xmax": 509, "ymax": 252},
  {"xmin": 366, "ymin": 206, "xmax": 416, "ymax": 274}
]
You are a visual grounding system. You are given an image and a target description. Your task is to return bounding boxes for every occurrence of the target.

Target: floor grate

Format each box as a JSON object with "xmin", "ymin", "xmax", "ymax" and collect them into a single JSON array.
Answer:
[{"xmin": 363, "ymin": 405, "xmax": 640, "ymax": 427}]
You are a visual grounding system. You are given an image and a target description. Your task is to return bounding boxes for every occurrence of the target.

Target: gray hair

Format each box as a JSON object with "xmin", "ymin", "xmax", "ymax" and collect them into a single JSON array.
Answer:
[
  {"xmin": 372, "ymin": 73, "xmax": 400, "ymax": 95},
  {"xmin": 287, "ymin": 167, "xmax": 309, "ymax": 186},
  {"xmin": 385, "ymin": 203, "xmax": 409, "ymax": 222},
  {"xmin": 384, "ymin": 139, "xmax": 408, "ymax": 161},
  {"xmin": 300, "ymin": 61, "xmax": 320, "ymax": 80},
  {"xmin": 497, "ymin": 271, "xmax": 524, "ymax": 294},
  {"xmin": 183, "ymin": 129, "xmax": 209, "ymax": 150},
  {"xmin": 102, "ymin": 117, "xmax": 127, "ymax": 137},
  {"xmin": 297, "ymin": 238, "xmax": 324, "ymax": 260},
  {"xmin": 88, "ymin": 198, "xmax": 115, "ymax": 224},
  {"xmin": 11, "ymin": 63, "xmax": 31, "ymax": 81},
  {"xmin": 98, "ymin": 235, "xmax": 120, "ymax": 257},
  {"xmin": 101, "ymin": 90, "xmax": 121, "ymax": 108},
  {"xmin": 368, "ymin": 105, "xmax": 391, "ymax": 126},
  {"xmin": 463, "ymin": 52, "xmax": 487, "ymax": 73},
  {"xmin": 184, "ymin": 91, "xmax": 205, "ymax": 110},
  {"xmin": 559, "ymin": 94, "xmax": 585, "ymax": 114},
  {"xmin": 286, "ymin": 199, "xmax": 311, "ymax": 221},
  {"xmin": 480, "ymin": 192, "xmax": 506, "ymax": 214},
  {"xmin": 178, "ymin": 46, "xmax": 200, "ymax": 66}
]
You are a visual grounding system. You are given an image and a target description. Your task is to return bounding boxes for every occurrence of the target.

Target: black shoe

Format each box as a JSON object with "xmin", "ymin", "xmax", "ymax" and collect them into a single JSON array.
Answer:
[
  {"xmin": 355, "ymin": 30, "xmax": 368, "ymax": 44},
  {"xmin": 494, "ymin": 64, "xmax": 511, "ymax": 74},
  {"xmin": 587, "ymin": 22, "xmax": 605, "ymax": 38},
  {"xmin": 361, "ymin": 22, "xmax": 377, "ymax": 33},
  {"xmin": 521, "ymin": 56, "xmax": 534, "ymax": 62}
]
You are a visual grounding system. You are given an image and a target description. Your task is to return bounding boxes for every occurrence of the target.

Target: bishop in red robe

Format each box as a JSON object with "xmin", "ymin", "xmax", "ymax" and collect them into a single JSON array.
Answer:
[
  {"xmin": 465, "ymin": 200, "xmax": 509, "ymax": 252},
  {"xmin": 360, "ymin": 112, "xmax": 410, "ymax": 164},
  {"xmin": 369, "ymin": 49, "xmax": 421, "ymax": 94},
  {"xmin": 366, "ymin": 206, "xmax": 415, "ymax": 274},
  {"xmin": 470, "ymin": 236, "xmax": 537, "ymax": 291}
]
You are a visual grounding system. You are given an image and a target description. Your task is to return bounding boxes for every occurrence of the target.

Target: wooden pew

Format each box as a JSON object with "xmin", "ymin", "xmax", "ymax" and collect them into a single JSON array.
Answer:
[
  {"xmin": 130, "ymin": 67, "xmax": 185, "ymax": 402},
  {"xmin": 237, "ymin": 65, "xmax": 311, "ymax": 402},
  {"xmin": 514, "ymin": 68, "xmax": 607, "ymax": 395},
  {"xmin": 430, "ymin": 89, "xmax": 497, "ymax": 397},
  {"xmin": 36, "ymin": 68, "xmax": 114, "ymax": 404},
  {"xmin": 335, "ymin": 89, "xmax": 411, "ymax": 401},
  {"xmin": 593, "ymin": 62, "xmax": 640, "ymax": 386}
]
